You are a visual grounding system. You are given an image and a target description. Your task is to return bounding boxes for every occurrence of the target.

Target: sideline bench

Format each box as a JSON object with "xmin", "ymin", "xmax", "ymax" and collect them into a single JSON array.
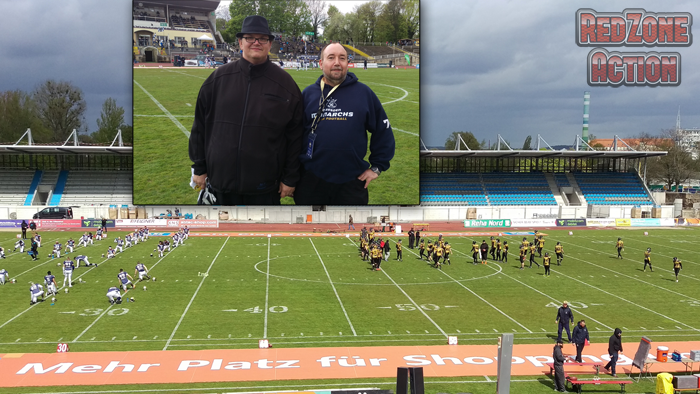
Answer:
[
  {"xmin": 567, "ymin": 376, "xmax": 634, "ymax": 393},
  {"xmin": 546, "ymin": 362, "xmax": 605, "ymax": 375}
]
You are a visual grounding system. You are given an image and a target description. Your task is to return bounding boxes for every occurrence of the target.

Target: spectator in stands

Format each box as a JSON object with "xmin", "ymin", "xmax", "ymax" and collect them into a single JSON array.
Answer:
[
  {"xmin": 189, "ymin": 15, "xmax": 304, "ymax": 205},
  {"xmin": 293, "ymin": 43, "xmax": 395, "ymax": 205}
]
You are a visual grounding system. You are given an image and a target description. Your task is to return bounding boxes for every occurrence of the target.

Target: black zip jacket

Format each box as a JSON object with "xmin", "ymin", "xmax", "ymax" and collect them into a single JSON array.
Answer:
[
  {"xmin": 608, "ymin": 328, "xmax": 623, "ymax": 354},
  {"xmin": 189, "ymin": 57, "xmax": 303, "ymax": 195}
]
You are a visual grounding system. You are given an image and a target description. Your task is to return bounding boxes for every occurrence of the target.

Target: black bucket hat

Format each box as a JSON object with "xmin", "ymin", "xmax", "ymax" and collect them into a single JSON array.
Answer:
[{"xmin": 236, "ymin": 15, "xmax": 274, "ymax": 41}]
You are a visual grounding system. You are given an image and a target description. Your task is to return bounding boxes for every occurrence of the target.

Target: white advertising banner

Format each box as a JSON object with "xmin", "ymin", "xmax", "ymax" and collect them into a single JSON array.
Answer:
[
  {"xmin": 586, "ymin": 218, "xmax": 616, "ymax": 227},
  {"xmin": 510, "ymin": 219, "xmax": 556, "ymax": 227},
  {"xmin": 115, "ymin": 219, "xmax": 168, "ymax": 227}
]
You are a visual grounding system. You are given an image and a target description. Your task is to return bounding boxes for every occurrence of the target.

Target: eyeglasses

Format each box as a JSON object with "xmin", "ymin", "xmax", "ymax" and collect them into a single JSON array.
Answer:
[{"xmin": 242, "ymin": 37, "xmax": 270, "ymax": 44}]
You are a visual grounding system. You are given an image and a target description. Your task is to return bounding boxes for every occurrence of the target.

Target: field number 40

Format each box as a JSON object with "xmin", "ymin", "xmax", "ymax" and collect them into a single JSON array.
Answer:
[{"xmin": 244, "ymin": 306, "xmax": 288, "ymax": 313}]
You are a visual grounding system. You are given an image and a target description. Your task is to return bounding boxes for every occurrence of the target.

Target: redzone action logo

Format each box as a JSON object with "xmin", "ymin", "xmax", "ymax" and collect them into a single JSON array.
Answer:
[{"xmin": 576, "ymin": 8, "xmax": 692, "ymax": 86}]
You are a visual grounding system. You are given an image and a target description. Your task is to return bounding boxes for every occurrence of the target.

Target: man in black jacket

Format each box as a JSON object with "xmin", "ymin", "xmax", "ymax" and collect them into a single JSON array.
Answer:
[
  {"xmin": 604, "ymin": 328, "xmax": 623, "ymax": 377},
  {"xmin": 555, "ymin": 301, "xmax": 574, "ymax": 343},
  {"xmin": 189, "ymin": 15, "xmax": 303, "ymax": 205},
  {"xmin": 552, "ymin": 340, "xmax": 567, "ymax": 392},
  {"xmin": 571, "ymin": 319, "xmax": 589, "ymax": 362}
]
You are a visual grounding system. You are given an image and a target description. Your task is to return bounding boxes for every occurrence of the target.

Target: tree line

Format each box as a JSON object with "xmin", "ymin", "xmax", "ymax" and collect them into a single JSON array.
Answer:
[
  {"xmin": 217, "ymin": 0, "xmax": 419, "ymax": 45},
  {"xmin": 0, "ymin": 79, "xmax": 131, "ymax": 145}
]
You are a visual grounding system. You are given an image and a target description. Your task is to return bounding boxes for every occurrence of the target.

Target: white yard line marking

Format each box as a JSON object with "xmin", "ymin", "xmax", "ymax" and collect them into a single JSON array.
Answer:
[
  {"xmin": 393, "ymin": 127, "xmax": 419, "ymax": 137},
  {"xmin": 163, "ymin": 237, "xmax": 230, "ymax": 350},
  {"xmin": 395, "ymin": 237, "xmax": 531, "ymax": 333},
  {"xmin": 552, "ymin": 236, "xmax": 700, "ymax": 294},
  {"xmin": 133, "ymin": 79, "xmax": 190, "ymax": 137},
  {"xmin": 370, "ymin": 83, "xmax": 409, "ymax": 105},
  {"xmin": 309, "ymin": 238, "xmax": 357, "ymax": 336},
  {"xmin": 263, "ymin": 236, "xmax": 271, "ymax": 338},
  {"xmin": 455, "ymin": 237, "xmax": 614, "ymax": 331},
  {"xmin": 73, "ymin": 304, "xmax": 116, "ymax": 342}
]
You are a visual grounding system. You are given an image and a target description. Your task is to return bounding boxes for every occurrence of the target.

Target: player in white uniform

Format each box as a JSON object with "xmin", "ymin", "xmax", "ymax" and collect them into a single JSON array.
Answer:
[
  {"xmin": 88, "ymin": 232, "xmax": 94, "ymax": 245},
  {"xmin": 30, "ymin": 282, "xmax": 45, "ymax": 305},
  {"xmin": 34, "ymin": 233, "xmax": 42, "ymax": 248},
  {"xmin": 183, "ymin": 226, "xmax": 189, "ymax": 240},
  {"xmin": 0, "ymin": 268, "xmax": 8, "ymax": 284},
  {"xmin": 53, "ymin": 242, "xmax": 62, "ymax": 258},
  {"xmin": 117, "ymin": 269, "xmax": 134, "ymax": 291},
  {"xmin": 0, "ymin": 246, "xmax": 5, "ymax": 259},
  {"xmin": 96, "ymin": 228, "xmax": 103, "ymax": 241},
  {"xmin": 14, "ymin": 239, "xmax": 25, "ymax": 253},
  {"xmin": 134, "ymin": 261, "xmax": 150, "ymax": 281},
  {"xmin": 144, "ymin": 227, "xmax": 150, "ymax": 240},
  {"xmin": 107, "ymin": 246, "xmax": 116, "ymax": 259},
  {"xmin": 44, "ymin": 271, "xmax": 57, "ymax": 296},
  {"xmin": 172, "ymin": 233, "xmax": 180, "ymax": 247},
  {"xmin": 125, "ymin": 234, "xmax": 132, "ymax": 248},
  {"xmin": 62, "ymin": 257, "xmax": 75, "ymax": 287},
  {"xmin": 157, "ymin": 241, "xmax": 165, "ymax": 257},
  {"xmin": 106, "ymin": 286, "xmax": 122, "ymax": 305},
  {"xmin": 78, "ymin": 233, "xmax": 88, "ymax": 247},
  {"xmin": 75, "ymin": 255, "xmax": 95, "ymax": 267},
  {"xmin": 65, "ymin": 238, "xmax": 75, "ymax": 254},
  {"xmin": 164, "ymin": 239, "xmax": 171, "ymax": 251},
  {"xmin": 115, "ymin": 237, "xmax": 124, "ymax": 253}
]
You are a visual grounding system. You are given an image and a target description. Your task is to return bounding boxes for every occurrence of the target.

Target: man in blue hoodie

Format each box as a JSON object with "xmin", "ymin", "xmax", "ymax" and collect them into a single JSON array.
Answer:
[{"xmin": 294, "ymin": 42, "xmax": 395, "ymax": 205}]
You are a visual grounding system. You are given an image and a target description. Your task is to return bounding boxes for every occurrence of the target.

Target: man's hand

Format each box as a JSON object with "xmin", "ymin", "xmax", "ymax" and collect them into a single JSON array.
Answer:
[
  {"xmin": 193, "ymin": 173, "xmax": 207, "ymax": 190},
  {"xmin": 358, "ymin": 169, "xmax": 379, "ymax": 189},
  {"xmin": 279, "ymin": 183, "xmax": 295, "ymax": 199}
]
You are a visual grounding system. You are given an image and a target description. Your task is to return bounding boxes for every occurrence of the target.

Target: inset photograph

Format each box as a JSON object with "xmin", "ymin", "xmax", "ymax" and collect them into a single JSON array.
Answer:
[{"xmin": 133, "ymin": 0, "xmax": 419, "ymax": 205}]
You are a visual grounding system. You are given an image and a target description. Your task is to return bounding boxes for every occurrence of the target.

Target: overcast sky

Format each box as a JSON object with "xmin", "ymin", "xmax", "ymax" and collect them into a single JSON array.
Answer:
[
  {"xmin": 0, "ymin": 0, "xmax": 132, "ymax": 138},
  {"xmin": 422, "ymin": 0, "xmax": 700, "ymax": 148}
]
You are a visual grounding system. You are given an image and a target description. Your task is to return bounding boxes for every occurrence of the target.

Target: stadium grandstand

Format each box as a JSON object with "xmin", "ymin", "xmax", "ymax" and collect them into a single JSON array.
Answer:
[
  {"xmin": 0, "ymin": 129, "xmax": 131, "ymax": 207},
  {"xmin": 132, "ymin": 0, "xmax": 419, "ymax": 69},
  {"xmin": 420, "ymin": 134, "xmax": 667, "ymax": 214}
]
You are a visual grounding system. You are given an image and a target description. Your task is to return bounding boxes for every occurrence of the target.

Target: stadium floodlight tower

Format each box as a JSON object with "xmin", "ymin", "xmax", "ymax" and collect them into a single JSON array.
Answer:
[{"xmin": 581, "ymin": 91, "xmax": 590, "ymax": 143}]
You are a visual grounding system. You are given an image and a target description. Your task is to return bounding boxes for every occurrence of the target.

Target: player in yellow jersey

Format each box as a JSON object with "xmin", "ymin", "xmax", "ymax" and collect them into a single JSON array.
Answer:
[
  {"xmin": 529, "ymin": 243, "xmax": 540, "ymax": 268},
  {"xmin": 419, "ymin": 239, "xmax": 426, "ymax": 260},
  {"xmin": 395, "ymin": 240, "xmax": 403, "ymax": 261},
  {"xmin": 495, "ymin": 239, "xmax": 502, "ymax": 261},
  {"xmin": 555, "ymin": 242, "xmax": 564, "ymax": 265},
  {"xmin": 443, "ymin": 242, "xmax": 451, "ymax": 265},
  {"xmin": 426, "ymin": 240, "xmax": 434, "ymax": 261},
  {"xmin": 490, "ymin": 236, "xmax": 496, "ymax": 260},
  {"xmin": 519, "ymin": 244, "xmax": 527, "ymax": 270},
  {"xmin": 537, "ymin": 235, "xmax": 545, "ymax": 257},
  {"xmin": 616, "ymin": 238, "xmax": 624, "ymax": 259},
  {"xmin": 433, "ymin": 244, "xmax": 443, "ymax": 269},
  {"xmin": 471, "ymin": 241, "xmax": 479, "ymax": 265},
  {"xmin": 673, "ymin": 257, "xmax": 682, "ymax": 282},
  {"xmin": 643, "ymin": 248, "xmax": 653, "ymax": 272},
  {"xmin": 543, "ymin": 252, "xmax": 551, "ymax": 276},
  {"xmin": 502, "ymin": 241, "xmax": 509, "ymax": 263}
]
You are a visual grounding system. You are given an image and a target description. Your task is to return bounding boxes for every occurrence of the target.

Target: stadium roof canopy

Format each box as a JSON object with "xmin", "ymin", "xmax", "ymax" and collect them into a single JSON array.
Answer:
[
  {"xmin": 0, "ymin": 129, "xmax": 131, "ymax": 155},
  {"xmin": 137, "ymin": 0, "xmax": 219, "ymax": 12},
  {"xmin": 420, "ymin": 134, "xmax": 668, "ymax": 160}
]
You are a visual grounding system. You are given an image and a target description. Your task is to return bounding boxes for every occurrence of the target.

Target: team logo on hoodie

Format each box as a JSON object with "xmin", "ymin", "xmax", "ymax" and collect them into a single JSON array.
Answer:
[{"xmin": 326, "ymin": 98, "xmax": 338, "ymax": 109}]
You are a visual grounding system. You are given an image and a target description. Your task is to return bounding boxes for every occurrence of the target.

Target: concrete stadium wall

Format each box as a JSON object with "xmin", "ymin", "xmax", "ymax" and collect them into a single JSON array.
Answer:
[{"xmin": 0, "ymin": 205, "xmax": 676, "ymax": 224}]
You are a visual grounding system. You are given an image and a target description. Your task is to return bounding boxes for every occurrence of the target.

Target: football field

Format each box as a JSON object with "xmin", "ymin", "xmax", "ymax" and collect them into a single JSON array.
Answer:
[
  {"xmin": 1, "ymin": 227, "xmax": 699, "ymax": 393},
  {"xmin": 132, "ymin": 66, "xmax": 420, "ymax": 206}
]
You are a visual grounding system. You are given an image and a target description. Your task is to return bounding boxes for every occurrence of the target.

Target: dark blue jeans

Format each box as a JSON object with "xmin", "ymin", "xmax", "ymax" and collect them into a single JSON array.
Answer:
[
  {"xmin": 557, "ymin": 322, "xmax": 571, "ymax": 342},
  {"xmin": 605, "ymin": 352, "xmax": 619, "ymax": 375}
]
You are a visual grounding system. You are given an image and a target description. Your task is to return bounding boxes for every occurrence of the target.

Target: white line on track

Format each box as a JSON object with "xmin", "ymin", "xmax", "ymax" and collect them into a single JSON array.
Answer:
[
  {"xmin": 133, "ymin": 79, "xmax": 190, "ymax": 137},
  {"xmin": 163, "ymin": 237, "xmax": 230, "ymax": 350},
  {"xmin": 309, "ymin": 238, "xmax": 357, "ymax": 336},
  {"xmin": 263, "ymin": 236, "xmax": 271, "ymax": 338}
]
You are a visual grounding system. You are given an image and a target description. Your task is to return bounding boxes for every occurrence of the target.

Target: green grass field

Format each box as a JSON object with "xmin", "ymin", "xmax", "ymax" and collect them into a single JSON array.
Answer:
[
  {"xmin": 1, "ymin": 227, "xmax": 699, "ymax": 393},
  {"xmin": 133, "ymin": 66, "xmax": 419, "ymax": 205}
]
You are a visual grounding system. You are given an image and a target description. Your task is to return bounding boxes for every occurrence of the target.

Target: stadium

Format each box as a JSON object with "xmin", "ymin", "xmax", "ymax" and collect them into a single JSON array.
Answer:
[{"xmin": 2, "ymin": 2, "xmax": 700, "ymax": 394}]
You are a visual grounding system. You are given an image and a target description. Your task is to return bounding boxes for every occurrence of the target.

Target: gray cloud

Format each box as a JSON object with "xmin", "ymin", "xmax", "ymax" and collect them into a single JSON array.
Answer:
[
  {"xmin": 0, "ymin": 0, "xmax": 132, "ymax": 136},
  {"xmin": 422, "ymin": 0, "xmax": 700, "ymax": 147}
]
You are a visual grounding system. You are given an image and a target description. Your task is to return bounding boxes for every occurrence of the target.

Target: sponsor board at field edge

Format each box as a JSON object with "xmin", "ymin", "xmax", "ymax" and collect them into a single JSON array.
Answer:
[
  {"xmin": 1, "ymin": 343, "xmax": 698, "ymax": 387},
  {"xmin": 586, "ymin": 218, "xmax": 616, "ymax": 227},
  {"xmin": 463, "ymin": 219, "xmax": 511, "ymax": 228},
  {"xmin": 509, "ymin": 219, "xmax": 556, "ymax": 227},
  {"xmin": 80, "ymin": 219, "xmax": 115, "ymax": 228},
  {"xmin": 0, "ymin": 220, "xmax": 24, "ymax": 228},
  {"xmin": 115, "ymin": 219, "xmax": 168, "ymax": 227},
  {"xmin": 36, "ymin": 220, "xmax": 82, "ymax": 228},
  {"xmin": 555, "ymin": 219, "xmax": 587, "ymax": 227}
]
